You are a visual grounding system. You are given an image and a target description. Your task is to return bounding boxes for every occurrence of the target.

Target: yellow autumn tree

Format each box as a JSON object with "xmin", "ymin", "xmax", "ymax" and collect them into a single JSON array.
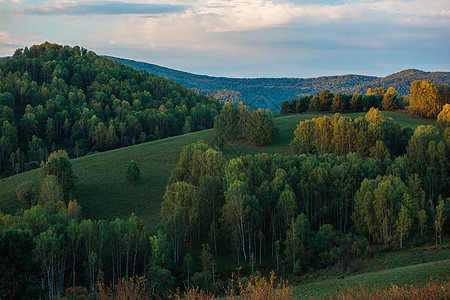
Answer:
[
  {"xmin": 409, "ymin": 80, "xmax": 441, "ymax": 118},
  {"xmin": 365, "ymin": 107, "xmax": 385, "ymax": 125},
  {"xmin": 437, "ymin": 103, "xmax": 450, "ymax": 131}
]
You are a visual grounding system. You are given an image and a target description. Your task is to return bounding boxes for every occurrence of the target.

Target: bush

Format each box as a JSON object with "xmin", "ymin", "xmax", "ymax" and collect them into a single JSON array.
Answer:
[
  {"xmin": 65, "ymin": 286, "xmax": 89, "ymax": 299},
  {"xmin": 170, "ymin": 286, "xmax": 215, "ymax": 300},
  {"xmin": 96, "ymin": 276, "xmax": 149, "ymax": 300},
  {"xmin": 225, "ymin": 271, "xmax": 294, "ymax": 300}
]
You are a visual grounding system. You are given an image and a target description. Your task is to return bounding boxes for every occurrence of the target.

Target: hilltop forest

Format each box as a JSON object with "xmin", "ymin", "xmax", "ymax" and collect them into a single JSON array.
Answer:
[{"xmin": 0, "ymin": 43, "xmax": 222, "ymax": 178}]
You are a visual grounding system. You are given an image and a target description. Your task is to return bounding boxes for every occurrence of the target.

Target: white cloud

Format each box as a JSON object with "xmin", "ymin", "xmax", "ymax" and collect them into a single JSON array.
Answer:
[
  {"xmin": 14, "ymin": 1, "xmax": 187, "ymax": 15},
  {"xmin": 1, "ymin": 0, "xmax": 449, "ymax": 76}
]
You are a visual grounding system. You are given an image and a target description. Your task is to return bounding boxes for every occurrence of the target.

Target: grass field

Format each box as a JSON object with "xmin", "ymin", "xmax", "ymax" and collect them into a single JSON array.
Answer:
[
  {"xmin": 0, "ymin": 111, "xmax": 436, "ymax": 226},
  {"xmin": 295, "ymin": 258, "xmax": 450, "ymax": 298}
]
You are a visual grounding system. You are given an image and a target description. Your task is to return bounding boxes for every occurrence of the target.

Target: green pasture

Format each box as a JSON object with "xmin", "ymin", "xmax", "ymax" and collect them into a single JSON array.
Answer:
[{"xmin": 295, "ymin": 258, "xmax": 450, "ymax": 298}]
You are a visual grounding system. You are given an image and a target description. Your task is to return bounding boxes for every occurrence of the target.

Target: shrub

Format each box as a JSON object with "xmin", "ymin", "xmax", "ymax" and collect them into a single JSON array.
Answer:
[
  {"xmin": 225, "ymin": 271, "xmax": 294, "ymax": 300},
  {"xmin": 65, "ymin": 286, "xmax": 89, "ymax": 299},
  {"xmin": 169, "ymin": 286, "xmax": 215, "ymax": 300},
  {"xmin": 96, "ymin": 276, "xmax": 149, "ymax": 300}
]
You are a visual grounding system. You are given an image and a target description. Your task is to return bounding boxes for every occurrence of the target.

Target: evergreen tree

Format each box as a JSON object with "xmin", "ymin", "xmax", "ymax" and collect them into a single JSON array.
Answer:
[{"xmin": 126, "ymin": 160, "xmax": 140, "ymax": 185}]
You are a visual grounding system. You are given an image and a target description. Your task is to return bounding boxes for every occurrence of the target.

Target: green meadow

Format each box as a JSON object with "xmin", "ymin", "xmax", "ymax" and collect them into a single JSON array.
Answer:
[
  {"xmin": 0, "ymin": 111, "xmax": 435, "ymax": 227},
  {"xmin": 295, "ymin": 258, "xmax": 450, "ymax": 298}
]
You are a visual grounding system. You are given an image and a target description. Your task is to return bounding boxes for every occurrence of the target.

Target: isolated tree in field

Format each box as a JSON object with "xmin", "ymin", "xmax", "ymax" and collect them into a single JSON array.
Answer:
[
  {"xmin": 434, "ymin": 197, "xmax": 447, "ymax": 245},
  {"xmin": 126, "ymin": 160, "xmax": 140, "ymax": 185}
]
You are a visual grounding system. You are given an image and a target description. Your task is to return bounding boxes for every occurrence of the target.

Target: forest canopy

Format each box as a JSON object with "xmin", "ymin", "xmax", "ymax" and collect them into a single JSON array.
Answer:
[{"xmin": 0, "ymin": 42, "xmax": 222, "ymax": 177}]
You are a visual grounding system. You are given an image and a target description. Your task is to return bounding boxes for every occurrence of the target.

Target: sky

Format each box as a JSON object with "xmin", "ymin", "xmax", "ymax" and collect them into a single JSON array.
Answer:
[{"xmin": 0, "ymin": 0, "xmax": 449, "ymax": 78}]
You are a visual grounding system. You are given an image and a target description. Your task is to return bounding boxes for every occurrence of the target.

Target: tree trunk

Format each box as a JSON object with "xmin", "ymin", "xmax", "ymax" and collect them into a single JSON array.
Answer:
[
  {"xmin": 72, "ymin": 249, "xmax": 76, "ymax": 287},
  {"xmin": 126, "ymin": 250, "xmax": 129, "ymax": 279},
  {"xmin": 133, "ymin": 240, "xmax": 138, "ymax": 277}
]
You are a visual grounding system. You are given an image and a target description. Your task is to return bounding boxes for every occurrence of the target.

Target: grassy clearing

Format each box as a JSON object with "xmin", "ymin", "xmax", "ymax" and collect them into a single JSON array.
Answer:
[
  {"xmin": 295, "ymin": 258, "xmax": 450, "ymax": 298},
  {"xmin": 0, "ymin": 129, "xmax": 214, "ymax": 226},
  {"xmin": 0, "ymin": 111, "xmax": 435, "ymax": 226}
]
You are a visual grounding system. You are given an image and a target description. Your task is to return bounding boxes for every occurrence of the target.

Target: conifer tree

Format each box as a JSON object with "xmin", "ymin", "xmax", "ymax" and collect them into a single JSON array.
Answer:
[{"xmin": 126, "ymin": 160, "xmax": 140, "ymax": 185}]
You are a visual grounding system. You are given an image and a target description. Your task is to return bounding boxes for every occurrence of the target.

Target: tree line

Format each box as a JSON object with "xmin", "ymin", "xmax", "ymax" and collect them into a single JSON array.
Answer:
[
  {"xmin": 281, "ymin": 82, "xmax": 449, "ymax": 117},
  {"xmin": 1, "ymin": 107, "xmax": 449, "ymax": 297},
  {"xmin": 1, "ymin": 151, "xmax": 178, "ymax": 298},
  {"xmin": 290, "ymin": 108, "xmax": 411, "ymax": 160},
  {"xmin": 162, "ymin": 140, "xmax": 448, "ymax": 273},
  {"xmin": 280, "ymin": 87, "xmax": 405, "ymax": 114},
  {"xmin": 0, "ymin": 42, "xmax": 222, "ymax": 177},
  {"xmin": 160, "ymin": 109, "xmax": 448, "ymax": 287},
  {"xmin": 214, "ymin": 102, "xmax": 274, "ymax": 146}
]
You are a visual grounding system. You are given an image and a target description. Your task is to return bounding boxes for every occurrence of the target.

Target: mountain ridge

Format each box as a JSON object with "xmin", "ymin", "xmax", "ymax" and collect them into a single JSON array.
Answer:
[{"xmin": 108, "ymin": 56, "xmax": 450, "ymax": 110}]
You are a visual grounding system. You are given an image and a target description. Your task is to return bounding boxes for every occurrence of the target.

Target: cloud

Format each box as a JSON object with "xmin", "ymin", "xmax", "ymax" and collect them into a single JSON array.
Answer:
[
  {"xmin": 15, "ymin": 1, "xmax": 187, "ymax": 16},
  {"xmin": 0, "ymin": 31, "xmax": 25, "ymax": 56},
  {"xmin": 2, "ymin": 0, "xmax": 449, "ymax": 77}
]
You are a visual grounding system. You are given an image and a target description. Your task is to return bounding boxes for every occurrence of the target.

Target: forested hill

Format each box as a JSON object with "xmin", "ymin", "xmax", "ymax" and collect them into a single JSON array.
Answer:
[
  {"xmin": 349, "ymin": 69, "xmax": 450, "ymax": 97},
  {"xmin": 0, "ymin": 43, "xmax": 221, "ymax": 178},
  {"xmin": 110, "ymin": 57, "xmax": 450, "ymax": 110}
]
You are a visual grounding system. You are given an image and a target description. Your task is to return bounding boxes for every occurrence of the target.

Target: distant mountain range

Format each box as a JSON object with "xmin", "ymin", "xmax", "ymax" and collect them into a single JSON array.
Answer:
[{"xmin": 109, "ymin": 57, "xmax": 450, "ymax": 111}]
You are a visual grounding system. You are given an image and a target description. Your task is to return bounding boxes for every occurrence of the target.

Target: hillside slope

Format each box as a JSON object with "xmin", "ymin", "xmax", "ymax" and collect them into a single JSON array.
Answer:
[
  {"xmin": 109, "ymin": 57, "xmax": 450, "ymax": 110},
  {"xmin": 0, "ymin": 111, "xmax": 435, "ymax": 226},
  {"xmin": 296, "ymin": 258, "xmax": 450, "ymax": 298},
  {"xmin": 0, "ymin": 43, "xmax": 221, "ymax": 178}
]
